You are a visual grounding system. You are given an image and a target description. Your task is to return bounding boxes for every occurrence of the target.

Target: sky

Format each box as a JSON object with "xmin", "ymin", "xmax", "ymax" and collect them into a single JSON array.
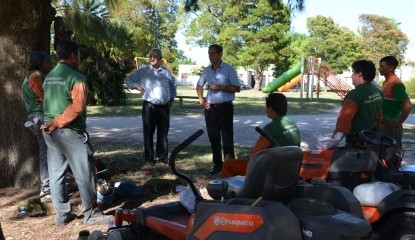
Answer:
[{"xmin": 177, "ymin": 0, "xmax": 415, "ymax": 65}]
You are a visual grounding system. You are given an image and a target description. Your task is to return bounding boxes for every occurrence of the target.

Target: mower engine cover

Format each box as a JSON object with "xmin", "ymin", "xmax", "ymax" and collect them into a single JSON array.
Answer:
[
  {"xmin": 353, "ymin": 182, "xmax": 400, "ymax": 207},
  {"xmin": 187, "ymin": 198, "xmax": 302, "ymax": 240},
  {"xmin": 288, "ymin": 198, "xmax": 373, "ymax": 239}
]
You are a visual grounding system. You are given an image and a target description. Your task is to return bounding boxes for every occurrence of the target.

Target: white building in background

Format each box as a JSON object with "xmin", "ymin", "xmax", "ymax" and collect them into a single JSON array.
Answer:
[
  {"xmin": 401, "ymin": 59, "xmax": 415, "ymax": 81},
  {"xmin": 338, "ymin": 59, "xmax": 415, "ymax": 87},
  {"xmin": 177, "ymin": 64, "xmax": 200, "ymax": 86}
]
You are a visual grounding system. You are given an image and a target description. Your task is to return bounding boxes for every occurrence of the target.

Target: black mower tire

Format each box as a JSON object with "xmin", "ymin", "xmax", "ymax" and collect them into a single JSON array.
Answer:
[{"xmin": 378, "ymin": 212, "xmax": 415, "ymax": 240}]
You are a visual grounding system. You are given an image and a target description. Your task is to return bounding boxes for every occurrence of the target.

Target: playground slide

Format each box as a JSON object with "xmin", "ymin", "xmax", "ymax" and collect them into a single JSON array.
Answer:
[
  {"xmin": 278, "ymin": 74, "xmax": 301, "ymax": 92},
  {"xmin": 261, "ymin": 62, "xmax": 302, "ymax": 93}
]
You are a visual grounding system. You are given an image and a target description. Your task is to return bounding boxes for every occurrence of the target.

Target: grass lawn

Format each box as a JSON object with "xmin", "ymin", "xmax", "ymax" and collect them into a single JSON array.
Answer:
[{"xmin": 87, "ymin": 86, "xmax": 344, "ymax": 117}]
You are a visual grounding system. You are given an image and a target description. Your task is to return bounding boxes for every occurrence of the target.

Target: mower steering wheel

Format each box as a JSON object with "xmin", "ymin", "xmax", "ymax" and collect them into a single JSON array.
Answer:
[{"xmin": 359, "ymin": 130, "xmax": 396, "ymax": 148}]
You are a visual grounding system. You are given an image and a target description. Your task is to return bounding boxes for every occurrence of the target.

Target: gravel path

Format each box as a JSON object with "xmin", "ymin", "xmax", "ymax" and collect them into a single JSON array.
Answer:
[{"xmin": 87, "ymin": 113, "xmax": 415, "ymax": 164}]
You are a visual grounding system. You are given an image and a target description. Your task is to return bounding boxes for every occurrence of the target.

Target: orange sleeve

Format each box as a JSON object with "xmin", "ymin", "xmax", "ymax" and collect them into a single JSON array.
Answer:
[
  {"xmin": 377, "ymin": 111, "xmax": 383, "ymax": 130},
  {"xmin": 248, "ymin": 135, "xmax": 271, "ymax": 160},
  {"xmin": 333, "ymin": 98, "xmax": 358, "ymax": 136},
  {"xmin": 50, "ymin": 82, "xmax": 87, "ymax": 128},
  {"xmin": 28, "ymin": 72, "xmax": 44, "ymax": 101}
]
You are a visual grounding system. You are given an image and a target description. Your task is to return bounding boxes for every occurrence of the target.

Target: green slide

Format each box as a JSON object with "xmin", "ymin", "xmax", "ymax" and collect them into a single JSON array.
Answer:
[{"xmin": 261, "ymin": 62, "xmax": 302, "ymax": 93}]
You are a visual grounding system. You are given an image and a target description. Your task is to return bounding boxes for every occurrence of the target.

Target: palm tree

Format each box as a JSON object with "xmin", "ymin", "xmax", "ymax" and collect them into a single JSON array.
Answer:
[{"xmin": 54, "ymin": 0, "xmax": 134, "ymax": 55}]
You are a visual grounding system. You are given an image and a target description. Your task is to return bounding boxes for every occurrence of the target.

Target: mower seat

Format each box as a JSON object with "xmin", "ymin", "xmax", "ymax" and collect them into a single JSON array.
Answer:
[{"xmin": 207, "ymin": 146, "xmax": 303, "ymax": 202}]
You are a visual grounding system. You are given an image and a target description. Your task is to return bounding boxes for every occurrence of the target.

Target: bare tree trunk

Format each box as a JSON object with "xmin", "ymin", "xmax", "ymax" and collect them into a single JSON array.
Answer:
[
  {"xmin": 253, "ymin": 67, "xmax": 265, "ymax": 91},
  {"xmin": 0, "ymin": 0, "xmax": 54, "ymax": 188}
]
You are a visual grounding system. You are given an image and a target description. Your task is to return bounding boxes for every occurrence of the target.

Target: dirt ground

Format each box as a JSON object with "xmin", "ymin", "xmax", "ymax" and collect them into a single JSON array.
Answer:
[
  {"xmin": 0, "ymin": 188, "xmax": 110, "ymax": 240},
  {"xmin": 0, "ymin": 182, "xmax": 211, "ymax": 240},
  {"xmin": 0, "ymin": 156, "xmax": 213, "ymax": 240}
]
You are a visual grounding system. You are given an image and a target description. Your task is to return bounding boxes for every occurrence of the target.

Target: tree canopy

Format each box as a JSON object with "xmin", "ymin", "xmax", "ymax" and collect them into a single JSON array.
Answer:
[
  {"xmin": 184, "ymin": 0, "xmax": 292, "ymax": 89},
  {"xmin": 297, "ymin": 14, "xmax": 409, "ymax": 73},
  {"xmin": 359, "ymin": 14, "xmax": 409, "ymax": 65},
  {"xmin": 303, "ymin": 15, "xmax": 361, "ymax": 73}
]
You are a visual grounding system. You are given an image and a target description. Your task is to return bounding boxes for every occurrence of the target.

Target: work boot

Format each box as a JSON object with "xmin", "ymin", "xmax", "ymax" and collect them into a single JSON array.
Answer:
[
  {"xmin": 56, "ymin": 212, "xmax": 77, "ymax": 226},
  {"xmin": 159, "ymin": 158, "xmax": 169, "ymax": 165},
  {"xmin": 85, "ymin": 208, "xmax": 111, "ymax": 225},
  {"xmin": 208, "ymin": 165, "xmax": 222, "ymax": 175}
]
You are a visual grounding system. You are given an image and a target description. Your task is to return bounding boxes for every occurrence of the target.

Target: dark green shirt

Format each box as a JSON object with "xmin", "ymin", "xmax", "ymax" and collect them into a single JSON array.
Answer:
[
  {"xmin": 345, "ymin": 83, "xmax": 383, "ymax": 133},
  {"xmin": 383, "ymin": 84, "xmax": 409, "ymax": 121},
  {"xmin": 263, "ymin": 115, "xmax": 301, "ymax": 147},
  {"xmin": 43, "ymin": 63, "xmax": 87, "ymax": 132}
]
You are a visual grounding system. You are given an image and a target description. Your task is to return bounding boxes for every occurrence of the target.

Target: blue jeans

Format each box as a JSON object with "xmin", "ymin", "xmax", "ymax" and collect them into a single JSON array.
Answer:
[
  {"xmin": 43, "ymin": 128, "xmax": 97, "ymax": 224},
  {"xmin": 26, "ymin": 113, "xmax": 49, "ymax": 193}
]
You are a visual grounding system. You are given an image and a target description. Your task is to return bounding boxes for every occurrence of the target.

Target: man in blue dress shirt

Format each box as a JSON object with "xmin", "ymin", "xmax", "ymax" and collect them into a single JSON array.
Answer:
[
  {"xmin": 125, "ymin": 48, "xmax": 177, "ymax": 164},
  {"xmin": 197, "ymin": 44, "xmax": 241, "ymax": 174}
]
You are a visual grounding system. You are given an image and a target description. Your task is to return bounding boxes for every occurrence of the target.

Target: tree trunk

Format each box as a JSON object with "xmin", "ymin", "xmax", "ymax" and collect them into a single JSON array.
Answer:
[
  {"xmin": 0, "ymin": 0, "xmax": 54, "ymax": 188},
  {"xmin": 253, "ymin": 67, "xmax": 265, "ymax": 91}
]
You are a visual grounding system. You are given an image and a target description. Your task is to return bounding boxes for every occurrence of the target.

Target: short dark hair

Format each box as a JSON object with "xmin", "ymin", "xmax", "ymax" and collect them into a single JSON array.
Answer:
[
  {"xmin": 208, "ymin": 44, "xmax": 223, "ymax": 54},
  {"xmin": 56, "ymin": 40, "xmax": 79, "ymax": 60},
  {"xmin": 266, "ymin": 93, "xmax": 287, "ymax": 115},
  {"xmin": 29, "ymin": 50, "xmax": 51, "ymax": 71},
  {"xmin": 149, "ymin": 48, "xmax": 162, "ymax": 60},
  {"xmin": 380, "ymin": 55, "xmax": 399, "ymax": 69},
  {"xmin": 351, "ymin": 60, "xmax": 376, "ymax": 82}
]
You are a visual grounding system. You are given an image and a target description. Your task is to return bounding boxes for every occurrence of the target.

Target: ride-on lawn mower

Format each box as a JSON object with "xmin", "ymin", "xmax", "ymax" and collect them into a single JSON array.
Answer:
[
  {"xmin": 299, "ymin": 130, "xmax": 415, "ymax": 239},
  {"xmin": 113, "ymin": 129, "xmax": 373, "ymax": 239}
]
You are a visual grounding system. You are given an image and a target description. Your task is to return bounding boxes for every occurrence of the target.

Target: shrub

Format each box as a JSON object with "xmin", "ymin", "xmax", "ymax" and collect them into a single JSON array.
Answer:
[
  {"xmin": 405, "ymin": 78, "xmax": 415, "ymax": 98},
  {"xmin": 80, "ymin": 47, "xmax": 134, "ymax": 106}
]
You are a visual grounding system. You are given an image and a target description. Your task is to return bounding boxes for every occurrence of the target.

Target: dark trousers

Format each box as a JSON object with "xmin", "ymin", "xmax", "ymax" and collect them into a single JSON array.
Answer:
[
  {"xmin": 205, "ymin": 102, "xmax": 235, "ymax": 167},
  {"xmin": 142, "ymin": 101, "xmax": 170, "ymax": 162}
]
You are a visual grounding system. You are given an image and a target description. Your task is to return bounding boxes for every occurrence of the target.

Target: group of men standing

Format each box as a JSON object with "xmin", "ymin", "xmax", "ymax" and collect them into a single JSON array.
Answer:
[
  {"xmin": 321, "ymin": 56, "xmax": 411, "ymax": 190},
  {"xmin": 22, "ymin": 38, "xmax": 411, "ymax": 227},
  {"xmin": 124, "ymin": 44, "xmax": 300, "ymax": 177},
  {"xmin": 23, "ymin": 40, "xmax": 107, "ymax": 226}
]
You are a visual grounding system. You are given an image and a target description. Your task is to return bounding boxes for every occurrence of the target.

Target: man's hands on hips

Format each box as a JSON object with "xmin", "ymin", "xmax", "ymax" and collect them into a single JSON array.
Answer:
[
  {"xmin": 168, "ymin": 100, "xmax": 174, "ymax": 109},
  {"xmin": 136, "ymin": 84, "xmax": 145, "ymax": 95}
]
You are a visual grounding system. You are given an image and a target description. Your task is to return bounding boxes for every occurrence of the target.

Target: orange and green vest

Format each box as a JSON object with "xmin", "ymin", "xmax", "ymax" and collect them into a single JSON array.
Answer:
[
  {"xmin": 43, "ymin": 63, "xmax": 87, "ymax": 131},
  {"xmin": 22, "ymin": 70, "xmax": 43, "ymax": 114},
  {"xmin": 382, "ymin": 74, "xmax": 409, "ymax": 121}
]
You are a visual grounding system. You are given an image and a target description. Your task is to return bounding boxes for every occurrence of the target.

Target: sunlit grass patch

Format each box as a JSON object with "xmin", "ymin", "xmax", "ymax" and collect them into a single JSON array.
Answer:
[{"xmin": 87, "ymin": 86, "xmax": 346, "ymax": 117}]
